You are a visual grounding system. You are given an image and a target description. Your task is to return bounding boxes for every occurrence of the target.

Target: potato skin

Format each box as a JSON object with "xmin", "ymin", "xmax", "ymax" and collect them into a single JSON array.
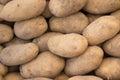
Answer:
[
  {"xmin": 0, "ymin": 0, "xmax": 46, "ymax": 21},
  {"xmin": 111, "ymin": 10, "xmax": 120, "ymax": 21},
  {"xmin": 84, "ymin": 0, "xmax": 120, "ymax": 14},
  {"xmin": 48, "ymin": 33, "xmax": 88, "ymax": 58},
  {"xmin": 0, "ymin": 63, "xmax": 8, "ymax": 75},
  {"xmin": 0, "ymin": 75, "xmax": 3, "ymax": 80},
  {"xmin": 24, "ymin": 77, "xmax": 53, "ymax": 80},
  {"xmin": 33, "ymin": 32, "xmax": 62, "ymax": 52},
  {"xmin": 95, "ymin": 57, "xmax": 120, "ymax": 80},
  {"xmin": 20, "ymin": 51, "xmax": 65, "ymax": 78},
  {"xmin": 49, "ymin": 12, "xmax": 89, "ymax": 33},
  {"xmin": 54, "ymin": 73, "xmax": 69, "ymax": 80},
  {"xmin": 49, "ymin": 0, "xmax": 87, "ymax": 17},
  {"xmin": 14, "ymin": 16, "xmax": 48, "ymax": 40},
  {"xmin": 65, "ymin": 46, "xmax": 103, "ymax": 76},
  {"xmin": 68, "ymin": 76, "xmax": 103, "ymax": 80},
  {"xmin": 83, "ymin": 16, "xmax": 120, "ymax": 45},
  {"xmin": 0, "ymin": 43, "xmax": 39, "ymax": 66}
]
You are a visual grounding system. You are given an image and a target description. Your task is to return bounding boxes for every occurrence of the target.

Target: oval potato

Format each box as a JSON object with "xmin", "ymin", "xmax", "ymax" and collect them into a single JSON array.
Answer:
[
  {"xmin": 24, "ymin": 77, "xmax": 53, "ymax": 80},
  {"xmin": 111, "ymin": 10, "xmax": 120, "ymax": 21},
  {"xmin": 0, "ymin": 63, "xmax": 8, "ymax": 75},
  {"xmin": 54, "ymin": 73, "xmax": 69, "ymax": 80}
]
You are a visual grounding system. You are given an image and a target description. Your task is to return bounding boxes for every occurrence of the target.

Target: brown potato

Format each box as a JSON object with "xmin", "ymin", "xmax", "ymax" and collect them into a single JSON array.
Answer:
[
  {"xmin": 54, "ymin": 73, "xmax": 69, "ymax": 80},
  {"xmin": 0, "ymin": 63, "xmax": 8, "ymax": 75},
  {"xmin": 14, "ymin": 16, "xmax": 48, "ymax": 40},
  {"xmin": 95, "ymin": 57, "xmax": 120, "ymax": 80},
  {"xmin": 24, "ymin": 77, "xmax": 53, "ymax": 80},
  {"xmin": 0, "ymin": 24, "xmax": 13, "ymax": 44},
  {"xmin": 65, "ymin": 46, "xmax": 103, "ymax": 76},
  {"xmin": 49, "ymin": 12, "xmax": 89, "ymax": 33},
  {"xmin": 111, "ymin": 10, "xmax": 120, "ymax": 21},
  {"xmin": 49, "ymin": 0, "xmax": 87, "ymax": 17},
  {"xmin": 33, "ymin": 32, "xmax": 62, "ymax": 52},
  {"xmin": 0, "ymin": 0, "xmax": 11, "ymax": 4},
  {"xmin": 0, "ymin": 0, "xmax": 46, "ymax": 21},
  {"xmin": 84, "ymin": 0, "xmax": 120, "ymax": 14},
  {"xmin": 0, "ymin": 43, "xmax": 39, "ymax": 66},
  {"xmin": 0, "ymin": 75, "xmax": 3, "ymax": 80},
  {"xmin": 20, "ymin": 51, "xmax": 65, "ymax": 78},
  {"xmin": 83, "ymin": 16, "xmax": 120, "ymax": 45},
  {"xmin": 48, "ymin": 33, "xmax": 88, "ymax": 58}
]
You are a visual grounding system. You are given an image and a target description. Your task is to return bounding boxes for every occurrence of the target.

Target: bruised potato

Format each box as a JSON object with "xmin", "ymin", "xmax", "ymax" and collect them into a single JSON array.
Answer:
[
  {"xmin": 54, "ymin": 73, "xmax": 69, "ymax": 80},
  {"xmin": 20, "ymin": 51, "xmax": 65, "ymax": 78},
  {"xmin": 49, "ymin": 12, "xmax": 89, "ymax": 33},
  {"xmin": 0, "ymin": 63, "xmax": 8, "ymax": 75},
  {"xmin": 0, "ymin": 43, "xmax": 39, "ymax": 66},
  {"xmin": 83, "ymin": 16, "xmax": 120, "ymax": 45},
  {"xmin": 14, "ymin": 16, "xmax": 48, "ymax": 40},
  {"xmin": 24, "ymin": 77, "xmax": 53, "ymax": 80},
  {"xmin": 65, "ymin": 46, "xmax": 103, "ymax": 76},
  {"xmin": 48, "ymin": 33, "xmax": 88, "ymax": 58}
]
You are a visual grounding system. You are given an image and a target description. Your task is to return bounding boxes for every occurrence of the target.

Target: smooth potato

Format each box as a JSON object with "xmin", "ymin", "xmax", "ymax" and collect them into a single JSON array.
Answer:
[
  {"xmin": 111, "ymin": 10, "xmax": 120, "ymax": 21},
  {"xmin": 0, "ymin": 63, "xmax": 8, "ymax": 75},
  {"xmin": 54, "ymin": 73, "xmax": 69, "ymax": 80},
  {"xmin": 24, "ymin": 77, "xmax": 53, "ymax": 80}
]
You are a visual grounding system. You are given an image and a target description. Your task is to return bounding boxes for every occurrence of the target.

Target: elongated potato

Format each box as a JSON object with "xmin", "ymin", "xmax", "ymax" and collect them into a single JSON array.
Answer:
[
  {"xmin": 0, "ymin": 43, "xmax": 39, "ymax": 66},
  {"xmin": 54, "ymin": 73, "xmax": 69, "ymax": 80},
  {"xmin": 20, "ymin": 51, "xmax": 65, "ymax": 78},
  {"xmin": 0, "ymin": 63, "xmax": 8, "ymax": 75},
  {"xmin": 111, "ymin": 10, "xmax": 120, "ymax": 21},
  {"xmin": 14, "ymin": 16, "xmax": 48, "ymax": 40},
  {"xmin": 49, "ymin": 0, "xmax": 87, "ymax": 17},
  {"xmin": 24, "ymin": 77, "xmax": 53, "ymax": 80},
  {"xmin": 33, "ymin": 32, "xmax": 62, "ymax": 52},
  {"xmin": 95, "ymin": 57, "xmax": 120, "ymax": 80},
  {"xmin": 48, "ymin": 33, "xmax": 88, "ymax": 58},
  {"xmin": 0, "ymin": 0, "xmax": 46, "ymax": 21},
  {"xmin": 84, "ymin": 0, "xmax": 120, "ymax": 14},
  {"xmin": 0, "ymin": 75, "xmax": 3, "ymax": 80},
  {"xmin": 83, "ymin": 16, "xmax": 120, "ymax": 45},
  {"xmin": 49, "ymin": 12, "xmax": 89, "ymax": 33},
  {"xmin": 65, "ymin": 46, "xmax": 103, "ymax": 76},
  {"xmin": 103, "ymin": 33, "xmax": 120, "ymax": 57},
  {"xmin": 0, "ymin": 0, "xmax": 11, "ymax": 4},
  {"xmin": 68, "ymin": 76, "xmax": 103, "ymax": 80}
]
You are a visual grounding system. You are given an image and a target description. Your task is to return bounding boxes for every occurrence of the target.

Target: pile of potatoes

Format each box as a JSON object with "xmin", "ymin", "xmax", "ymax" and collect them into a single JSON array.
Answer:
[{"xmin": 0, "ymin": 0, "xmax": 120, "ymax": 80}]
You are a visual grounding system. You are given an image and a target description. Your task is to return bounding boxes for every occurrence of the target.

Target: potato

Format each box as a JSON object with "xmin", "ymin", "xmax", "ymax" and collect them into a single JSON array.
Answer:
[
  {"xmin": 48, "ymin": 33, "xmax": 88, "ymax": 58},
  {"xmin": 49, "ymin": 0, "xmax": 87, "ymax": 17},
  {"xmin": 0, "ymin": 43, "xmax": 39, "ymax": 66},
  {"xmin": 14, "ymin": 16, "xmax": 48, "ymax": 40},
  {"xmin": 103, "ymin": 33, "xmax": 120, "ymax": 57},
  {"xmin": 65, "ymin": 46, "xmax": 103, "ymax": 76},
  {"xmin": 24, "ymin": 77, "xmax": 53, "ymax": 80},
  {"xmin": 0, "ymin": 24, "xmax": 13, "ymax": 44},
  {"xmin": 4, "ymin": 73, "xmax": 23, "ymax": 80},
  {"xmin": 0, "ymin": 45, "xmax": 3, "ymax": 53},
  {"xmin": 0, "ymin": 0, "xmax": 46, "ymax": 21},
  {"xmin": 54, "ymin": 73, "xmax": 69, "ymax": 80},
  {"xmin": 111, "ymin": 10, "xmax": 120, "ymax": 21},
  {"xmin": 0, "ymin": 75, "xmax": 3, "ymax": 80},
  {"xmin": 8, "ymin": 66, "xmax": 19, "ymax": 72},
  {"xmin": 33, "ymin": 32, "xmax": 62, "ymax": 52},
  {"xmin": 0, "ymin": 0, "xmax": 11, "ymax": 4},
  {"xmin": 83, "ymin": 16, "xmax": 120, "ymax": 45},
  {"xmin": 0, "ymin": 63, "xmax": 8, "ymax": 75},
  {"xmin": 49, "ymin": 12, "xmax": 89, "ymax": 33},
  {"xmin": 95, "ymin": 57, "xmax": 120, "ymax": 80},
  {"xmin": 20, "ymin": 51, "xmax": 65, "ymax": 78},
  {"xmin": 0, "ymin": 4, "xmax": 3, "ymax": 21},
  {"xmin": 84, "ymin": 0, "xmax": 120, "ymax": 14},
  {"xmin": 68, "ymin": 76, "xmax": 103, "ymax": 80}
]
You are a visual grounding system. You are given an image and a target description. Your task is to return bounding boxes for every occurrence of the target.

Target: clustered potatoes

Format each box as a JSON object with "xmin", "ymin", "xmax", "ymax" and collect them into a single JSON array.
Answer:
[{"xmin": 0, "ymin": 0, "xmax": 119, "ymax": 80}]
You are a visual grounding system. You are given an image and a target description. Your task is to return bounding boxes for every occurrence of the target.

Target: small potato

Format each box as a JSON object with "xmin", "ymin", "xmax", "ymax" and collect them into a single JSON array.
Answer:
[
  {"xmin": 48, "ymin": 33, "xmax": 88, "ymax": 58},
  {"xmin": 0, "ymin": 24, "xmax": 13, "ymax": 44},
  {"xmin": 49, "ymin": 0, "xmax": 87, "ymax": 17},
  {"xmin": 84, "ymin": 0, "xmax": 120, "ymax": 14},
  {"xmin": 24, "ymin": 77, "xmax": 53, "ymax": 80},
  {"xmin": 103, "ymin": 33, "xmax": 120, "ymax": 57},
  {"xmin": 0, "ymin": 45, "xmax": 3, "ymax": 53},
  {"xmin": 0, "ymin": 0, "xmax": 46, "ymax": 21},
  {"xmin": 33, "ymin": 32, "xmax": 62, "ymax": 52},
  {"xmin": 8, "ymin": 66, "xmax": 19, "ymax": 72},
  {"xmin": 0, "ymin": 43, "xmax": 39, "ymax": 66},
  {"xmin": 4, "ymin": 73, "xmax": 23, "ymax": 80},
  {"xmin": 0, "ymin": 0, "xmax": 11, "ymax": 4},
  {"xmin": 65, "ymin": 46, "xmax": 103, "ymax": 76},
  {"xmin": 0, "ymin": 63, "xmax": 8, "ymax": 75},
  {"xmin": 54, "ymin": 73, "xmax": 69, "ymax": 80},
  {"xmin": 14, "ymin": 16, "xmax": 48, "ymax": 40},
  {"xmin": 0, "ymin": 75, "xmax": 3, "ymax": 80},
  {"xmin": 95, "ymin": 57, "xmax": 120, "ymax": 80},
  {"xmin": 20, "ymin": 51, "xmax": 65, "ymax": 78},
  {"xmin": 68, "ymin": 76, "xmax": 103, "ymax": 80},
  {"xmin": 83, "ymin": 16, "xmax": 120, "ymax": 45},
  {"xmin": 49, "ymin": 12, "xmax": 89, "ymax": 33},
  {"xmin": 111, "ymin": 10, "xmax": 120, "ymax": 21}
]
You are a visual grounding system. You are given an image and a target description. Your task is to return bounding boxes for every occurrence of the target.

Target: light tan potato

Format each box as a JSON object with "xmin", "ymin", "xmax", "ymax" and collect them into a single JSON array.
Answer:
[
  {"xmin": 48, "ymin": 33, "xmax": 88, "ymax": 58},
  {"xmin": 0, "ymin": 43, "xmax": 39, "ymax": 66},
  {"xmin": 68, "ymin": 76, "xmax": 103, "ymax": 80},
  {"xmin": 111, "ymin": 10, "xmax": 120, "ymax": 21},
  {"xmin": 14, "ymin": 16, "xmax": 48, "ymax": 40},
  {"xmin": 0, "ymin": 45, "xmax": 3, "ymax": 53},
  {"xmin": 83, "ymin": 16, "xmax": 120, "ymax": 45},
  {"xmin": 103, "ymin": 33, "xmax": 120, "ymax": 57},
  {"xmin": 95, "ymin": 57, "xmax": 120, "ymax": 80},
  {"xmin": 33, "ymin": 32, "xmax": 62, "ymax": 52},
  {"xmin": 4, "ymin": 73, "xmax": 23, "ymax": 80},
  {"xmin": 20, "ymin": 51, "xmax": 65, "ymax": 78},
  {"xmin": 0, "ymin": 24, "xmax": 13, "ymax": 44},
  {"xmin": 24, "ymin": 77, "xmax": 53, "ymax": 80},
  {"xmin": 0, "ymin": 0, "xmax": 11, "ymax": 4},
  {"xmin": 8, "ymin": 66, "xmax": 19, "ymax": 72},
  {"xmin": 0, "ymin": 75, "xmax": 3, "ymax": 80},
  {"xmin": 49, "ymin": 12, "xmax": 89, "ymax": 33},
  {"xmin": 0, "ymin": 63, "xmax": 8, "ymax": 75},
  {"xmin": 49, "ymin": 0, "xmax": 87, "ymax": 17},
  {"xmin": 0, "ymin": 0, "xmax": 46, "ymax": 21},
  {"xmin": 65, "ymin": 46, "xmax": 103, "ymax": 76},
  {"xmin": 84, "ymin": 0, "xmax": 120, "ymax": 14},
  {"xmin": 54, "ymin": 73, "xmax": 69, "ymax": 80}
]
